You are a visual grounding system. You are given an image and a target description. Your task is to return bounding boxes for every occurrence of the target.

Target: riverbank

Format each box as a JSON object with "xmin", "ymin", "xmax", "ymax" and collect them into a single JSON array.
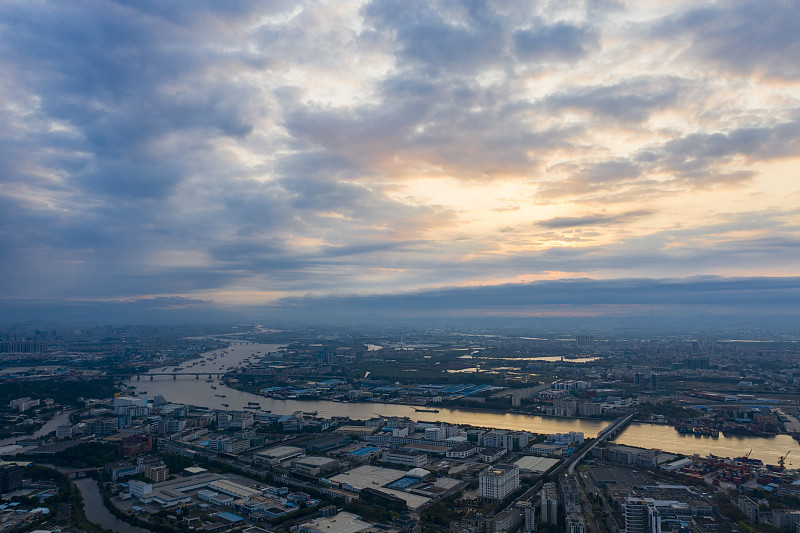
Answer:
[
  {"xmin": 0, "ymin": 409, "xmax": 72, "ymax": 448},
  {"xmin": 233, "ymin": 384, "xmax": 614, "ymax": 423},
  {"xmin": 125, "ymin": 342, "xmax": 800, "ymax": 464},
  {"xmin": 221, "ymin": 369, "xmax": 614, "ymax": 423},
  {"xmin": 73, "ymin": 477, "xmax": 151, "ymax": 533}
]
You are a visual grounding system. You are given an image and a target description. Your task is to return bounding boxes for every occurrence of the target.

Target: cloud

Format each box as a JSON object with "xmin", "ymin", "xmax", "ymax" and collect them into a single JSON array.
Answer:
[
  {"xmin": 538, "ymin": 210, "xmax": 653, "ymax": 228},
  {"xmin": 545, "ymin": 77, "xmax": 684, "ymax": 123},
  {"xmin": 658, "ymin": 121, "xmax": 800, "ymax": 172},
  {"xmin": 0, "ymin": 0, "xmax": 799, "ymax": 312},
  {"xmin": 261, "ymin": 276, "xmax": 800, "ymax": 323},
  {"xmin": 513, "ymin": 22, "xmax": 597, "ymax": 62},
  {"xmin": 655, "ymin": 0, "xmax": 800, "ymax": 79},
  {"xmin": 0, "ymin": 297, "xmax": 247, "ymax": 326}
]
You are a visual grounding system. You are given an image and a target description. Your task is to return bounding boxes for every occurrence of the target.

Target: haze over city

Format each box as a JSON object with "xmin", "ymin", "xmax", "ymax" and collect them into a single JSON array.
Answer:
[{"xmin": 2, "ymin": 0, "xmax": 799, "ymax": 324}]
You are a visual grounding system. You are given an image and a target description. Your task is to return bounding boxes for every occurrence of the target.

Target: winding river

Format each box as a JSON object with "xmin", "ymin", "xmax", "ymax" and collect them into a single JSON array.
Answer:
[
  {"xmin": 73, "ymin": 478, "xmax": 150, "ymax": 533},
  {"xmin": 127, "ymin": 341, "xmax": 800, "ymax": 465}
]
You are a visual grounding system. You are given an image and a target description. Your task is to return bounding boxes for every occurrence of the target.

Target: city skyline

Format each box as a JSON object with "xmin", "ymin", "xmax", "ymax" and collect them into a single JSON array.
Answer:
[{"xmin": 2, "ymin": 1, "xmax": 799, "ymax": 321}]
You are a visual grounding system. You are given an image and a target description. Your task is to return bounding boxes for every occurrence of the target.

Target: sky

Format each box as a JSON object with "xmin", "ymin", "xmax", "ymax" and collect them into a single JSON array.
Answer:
[{"xmin": 1, "ymin": 0, "xmax": 800, "ymax": 323}]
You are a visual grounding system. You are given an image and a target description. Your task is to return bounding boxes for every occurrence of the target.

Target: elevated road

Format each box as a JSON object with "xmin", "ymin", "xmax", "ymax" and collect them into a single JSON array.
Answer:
[
  {"xmin": 566, "ymin": 412, "xmax": 635, "ymax": 475},
  {"xmin": 513, "ymin": 412, "xmax": 635, "ymax": 504}
]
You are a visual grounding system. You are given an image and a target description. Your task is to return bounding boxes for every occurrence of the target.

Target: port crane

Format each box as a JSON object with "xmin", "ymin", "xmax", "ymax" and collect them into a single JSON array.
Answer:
[{"xmin": 779, "ymin": 450, "xmax": 792, "ymax": 470}]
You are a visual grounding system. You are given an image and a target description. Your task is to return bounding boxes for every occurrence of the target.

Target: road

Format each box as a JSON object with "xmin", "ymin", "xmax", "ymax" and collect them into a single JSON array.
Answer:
[
  {"xmin": 565, "ymin": 413, "xmax": 635, "ymax": 533},
  {"xmin": 509, "ymin": 412, "xmax": 636, "ymax": 514},
  {"xmin": 560, "ymin": 412, "xmax": 636, "ymax": 476}
]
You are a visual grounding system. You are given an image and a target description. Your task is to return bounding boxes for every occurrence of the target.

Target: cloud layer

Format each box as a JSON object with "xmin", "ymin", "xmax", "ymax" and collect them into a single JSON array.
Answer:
[{"xmin": 1, "ymin": 0, "xmax": 799, "ymax": 318}]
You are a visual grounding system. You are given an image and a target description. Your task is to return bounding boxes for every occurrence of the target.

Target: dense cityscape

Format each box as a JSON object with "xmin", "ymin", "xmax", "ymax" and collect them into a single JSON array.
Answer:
[{"xmin": 2, "ymin": 324, "xmax": 800, "ymax": 533}]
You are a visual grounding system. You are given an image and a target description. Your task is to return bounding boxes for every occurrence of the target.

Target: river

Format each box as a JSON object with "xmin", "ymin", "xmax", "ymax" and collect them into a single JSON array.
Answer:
[
  {"xmin": 615, "ymin": 423, "xmax": 800, "ymax": 465},
  {"xmin": 0, "ymin": 409, "xmax": 72, "ymax": 448},
  {"xmin": 127, "ymin": 341, "xmax": 800, "ymax": 465},
  {"xmin": 73, "ymin": 478, "xmax": 150, "ymax": 533}
]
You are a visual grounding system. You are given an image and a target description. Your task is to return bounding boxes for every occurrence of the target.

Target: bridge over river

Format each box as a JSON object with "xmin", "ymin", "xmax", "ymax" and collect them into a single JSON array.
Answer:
[{"xmin": 110, "ymin": 372, "xmax": 225, "ymax": 381}]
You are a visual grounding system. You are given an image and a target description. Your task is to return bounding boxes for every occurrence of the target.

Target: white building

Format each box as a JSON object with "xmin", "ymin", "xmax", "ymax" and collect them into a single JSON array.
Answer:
[
  {"xmin": 425, "ymin": 427, "xmax": 446, "ymax": 441},
  {"xmin": 479, "ymin": 465, "xmax": 519, "ymax": 501},
  {"xmin": 114, "ymin": 398, "xmax": 149, "ymax": 419},
  {"xmin": 446, "ymin": 444, "xmax": 478, "ymax": 459},
  {"xmin": 548, "ymin": 432, "xmax": 584, "ymax": 447},
  {"xmin": 9, "ymin": 397, "xmax": 40, "ymax": 412},
  {"xmin": 56, "ymin": 424, "xmax": 85, "ymax": 439},
  {"xmin": 530, "ymin": 444, "xmax": 561, "ymax": 457},
  {"xmin": 481, "ymin": 430, "xmax": 531, "ymax": 451},
  {"xmin": 382, "ymin": 451, "xmax": 428, "ymax": 468},
  {"xmin": 129, "ymin": 480, "xmax": 152, "ymax": 499}
]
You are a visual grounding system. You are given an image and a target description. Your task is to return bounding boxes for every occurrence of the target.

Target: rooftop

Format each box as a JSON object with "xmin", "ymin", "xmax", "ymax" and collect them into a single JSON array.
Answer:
[
  {"xmin": 300, "ymin": 512, "xmax": 372, "ymax": 533},
  {"xmin": 256, "ymin": 446, "xmax": 304, "ymax": 459},
  {"xmin": 328, "ymin": 465, "xmax": 407, "ymax": 491},
  {"xmin": 514, "ymin": 456, "xmax": 559, "ymax": 473}
]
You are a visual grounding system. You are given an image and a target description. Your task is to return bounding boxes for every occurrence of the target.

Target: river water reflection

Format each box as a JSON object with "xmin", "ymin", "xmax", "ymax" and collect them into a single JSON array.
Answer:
[
  {"xmin": 614, "ymin": 423, "xmax": 800, "ymax": 465},
  {"xmin": 127, "ymin": 341, "xmax": 800, "ymax": 465}
]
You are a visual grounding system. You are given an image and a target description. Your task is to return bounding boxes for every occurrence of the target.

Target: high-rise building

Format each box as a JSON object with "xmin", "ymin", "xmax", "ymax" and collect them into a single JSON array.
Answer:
[
  {"xmin": 737, "ymin": 497, "xmax": 760, "ymax": 523},
  {"xmin": 560, "ymin": 475, "xmax": 581, "ymax": 506},
  {"xmin": 0, "ymin": 465, "xmax": 22, "ymax": 493},
  {"xmin": 651, "ymin": 373, "xmax": 661, "ymax": 390},
  {"xmin": 686, "ymin": 357, "xmax": 710, "ymax": 370},
  {"xmin": 541, "ymin": 482, "xmax": 559, "ymax": 525},
  {"xmin": 518, "ymin": 500, "xmax": 536, "ymax": 532},
  {"xmin": 566, "ymin": 503, "xmax": 587, "ymax": 533},
  {"xmin": 479, "ymin": 464, "xmax": 519, "ymax": 501},
  {"xmin": 0, "ymin": 341, "xmax": 47, "ymax": 353},
  {"xmin": 625, "ymin": 497, "xmax": 649, "ymax": 533},
  {"xmin": 625, "ymin": 497, "xmax": 692, "ymax": 533}
]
